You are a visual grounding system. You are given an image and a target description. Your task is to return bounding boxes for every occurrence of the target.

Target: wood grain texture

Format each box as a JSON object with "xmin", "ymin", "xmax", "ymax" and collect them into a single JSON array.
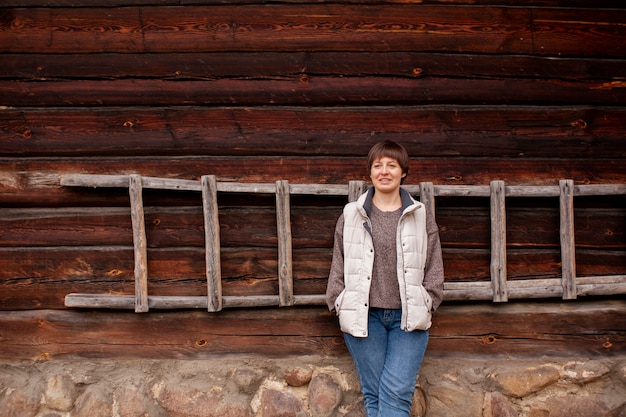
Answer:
[
  {"xmin": 0, "ymin": 301, "xmax": 623, "ymax": 359},
  {"xmin": 2, "ymin": 6, "xmax": 624, "ymax": 56},
  {"xmin": 3, "ymin": 78, "xmax": 626, "ymax": 106},
  {"xmin": 0, "ymin": 0, "xmax": 624, "ymax": 358},
  {"xmin": 2, "ymin": 107, "xmax": 624, "ymax": 157},
  {"xmin": 1, "ymin": 0, "xmax": 624, "ymax": 7}
]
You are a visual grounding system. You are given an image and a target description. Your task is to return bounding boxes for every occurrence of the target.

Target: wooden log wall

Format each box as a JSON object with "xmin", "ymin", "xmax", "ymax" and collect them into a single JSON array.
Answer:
[{"xmin": 0, "ymin": 0, "xmax": 625, "ymax": 359}]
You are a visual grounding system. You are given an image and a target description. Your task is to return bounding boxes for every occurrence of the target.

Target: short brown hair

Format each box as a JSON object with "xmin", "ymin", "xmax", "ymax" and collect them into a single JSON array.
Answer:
[{"xmin": 366, "ymin": 140, "xmax": 409, "ymax": 183}]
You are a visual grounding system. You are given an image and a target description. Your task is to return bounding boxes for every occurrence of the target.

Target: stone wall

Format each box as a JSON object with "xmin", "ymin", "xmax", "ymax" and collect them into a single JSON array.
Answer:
[{"xmin": 1, "ymin": 354, "xmax": 625, "ymax": 417}]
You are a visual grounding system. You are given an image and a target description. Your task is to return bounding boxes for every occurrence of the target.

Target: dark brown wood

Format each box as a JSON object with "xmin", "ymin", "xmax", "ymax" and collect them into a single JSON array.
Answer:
[
  {"xmin": 1, "ymin": 203, "xmax": 623, "ymax": 249},
  {"xmin": 3, "ymin": 78, "xmax": 626, "ymax": 106},
  {"xmin": 1, "ymin": 190, "xmax": 623, "ymax": 248},
  {"xmin": 0, "ymin": 0, "xmax": 624, "ymax": 360},
  {"xmin": 2, "ymin": 6, "xmax": 623, "ymax": 56},
  {"xmin": 2, "ymin": 0, "xmax": 624, "ymax": 8},
  {"xmin": 0, "ymin": 301, "xmax": 623, "ymax": 359},
  {"xmin": 2, "ymin": 107, "xmax": 625, "ymax": 157},
  {"xmin": 2, "ymin": 159, "xmax": 625, "ymax": 208},
  {"xmin": 1, "ymin": 244, "xmax": 623, "ymax": 310},
  {"xmin": 2, "ymin": 53, "xmax": 624, "ymax": 81},
  {"xmin": 37, "ymin": 176, "xmax": 626, "ymax": 310}
]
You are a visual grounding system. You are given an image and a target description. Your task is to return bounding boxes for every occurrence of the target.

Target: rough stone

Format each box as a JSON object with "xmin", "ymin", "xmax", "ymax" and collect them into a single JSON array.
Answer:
[
  {"xmin": 612, "ymin": 403, "xmax": 626, "ymax": 417},
  {"xmin": 44, "ymin": 374, "xmax": 76, "ymax": 411},
  {"xmin": 563, "ymin": 360, "xmax": 610, "ymax": 384},
  {"xmin": 114, "ymin": 383, "xmax": 150, "ymax": 417},
  {"xmin": 0, "ymin": 387, "xmax": 41, "ymax": 417},
  {"xmin": 343, "ymin": 398, "xmax": 366, "ymax": 417},
  {"xmin": 493, "ymin": 365, "xmax": 560, "ymax": 398},
  {"xmin": 614, "ymin": 360, "xmax": 626, "ymax": 386},
  {"xmin": 233, "ymin": 368, "xmax": 266, "ymax": 394},
  {"xmin": 529, "ymin": 392, "xmax": 612, "ymax": 417},
  {"xmin": 528, "ymin": 410, "xmax": 550, "ymax": 417},
  {"xmin": 0, "ymin": 364, "xmax": 43, "ymax": 417},
  {"xmin": 410, "ymin": 386, "xmax": 427, "ymax": 417},
  {"xmin": 483, "ymin": 391, "xmax": 517, "ymax": 417},
  {"xmin": 284, "ymin": 366, "xmax": 313, "ymax": 387},
  {"xmin": 425, "ymin": 381, "xmax": 484, "ymax": 417},
  {"xmin": 308, "ymin": 373, "xmax": 342, "ymax": 417},
  {"xmin": 73, "ymin": 386, "xmax": 112, "ymax": 417},
  {"xmin": 0, "ymin": 356, "xmax": 625, "ymax": 417},
  {"xmin": 154, "ymin": 383, "xmax": 251, "ymax": 417},
  {"xmin": 259, "ymin": 389, "xmax": 305, "ymax": 417}
]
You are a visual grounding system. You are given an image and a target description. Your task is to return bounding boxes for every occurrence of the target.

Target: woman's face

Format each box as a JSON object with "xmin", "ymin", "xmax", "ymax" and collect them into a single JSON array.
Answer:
[{"xmin": 370, "ymin": 156, "xmax": 406, "ymax": 194}]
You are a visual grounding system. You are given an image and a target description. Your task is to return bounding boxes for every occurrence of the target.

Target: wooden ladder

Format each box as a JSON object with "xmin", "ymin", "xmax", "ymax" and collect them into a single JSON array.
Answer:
[{"xmin": 61, "ymin": 174, "xmax": 626, "ymax": 312}]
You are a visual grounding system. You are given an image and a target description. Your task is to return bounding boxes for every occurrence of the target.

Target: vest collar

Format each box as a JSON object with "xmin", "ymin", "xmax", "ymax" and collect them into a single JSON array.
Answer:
[{"xmin": 360, "ymin": 186, "xmax": 418, "ymax": 218}]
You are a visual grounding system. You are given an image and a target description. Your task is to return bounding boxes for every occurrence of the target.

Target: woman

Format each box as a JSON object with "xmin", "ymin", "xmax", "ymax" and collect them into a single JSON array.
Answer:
[{"xmin": 326, "ymin": 140, "xmax": 444, "ymax": 417}]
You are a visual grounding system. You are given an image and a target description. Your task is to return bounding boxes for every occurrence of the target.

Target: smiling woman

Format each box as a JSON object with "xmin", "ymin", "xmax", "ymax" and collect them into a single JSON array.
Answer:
[
  {"xmin": 368, "ymin": 141, "xmax": 409, "ymax": 209},
  {"xmin": 326, "ymin": 141, "xmax": 445, "ymax": 417}
]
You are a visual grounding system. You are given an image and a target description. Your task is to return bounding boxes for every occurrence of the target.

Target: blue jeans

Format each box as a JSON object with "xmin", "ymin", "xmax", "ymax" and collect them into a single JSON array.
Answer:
[{"xmin": 343, "ymin": 308, "xmax": 429, "ymax": 417}]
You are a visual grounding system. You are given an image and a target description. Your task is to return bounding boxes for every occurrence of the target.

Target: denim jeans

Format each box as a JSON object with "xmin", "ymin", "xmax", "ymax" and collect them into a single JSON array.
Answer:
[{"xmin": 343, "ymin": 308, "xmax": 429, "ymax": 417}]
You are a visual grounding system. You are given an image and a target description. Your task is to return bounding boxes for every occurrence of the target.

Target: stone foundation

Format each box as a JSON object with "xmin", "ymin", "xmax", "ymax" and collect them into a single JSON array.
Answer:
[{"xmin": 1, "ymin": 355, "xmax": 625, "ymax": 417}]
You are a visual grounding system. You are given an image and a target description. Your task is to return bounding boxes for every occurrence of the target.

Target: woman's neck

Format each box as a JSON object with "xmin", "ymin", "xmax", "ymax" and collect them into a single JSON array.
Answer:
[{"xmin": 372, "ymin": 190, "xmax": 402, "ymax": 212}]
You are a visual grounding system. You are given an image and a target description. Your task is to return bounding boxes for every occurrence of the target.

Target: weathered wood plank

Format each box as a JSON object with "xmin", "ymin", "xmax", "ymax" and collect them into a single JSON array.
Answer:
[
  {"xmin": 1, "ymin": 301, "xmax": 623, "ymax": 359},
  {"xmin": 64, "ymin": 274, "xmax": 626, "ymax": 308},
  {"xmin": 3, "ymin": 77, "xmax": 625, "ymax": 107},
  {"xmin": 0, "ymin": 307, "xmax": 345, "ymax": 359},
  {"xmin": 2, "ymin": 159, "xmax": 626, "ymax": 207},
  {"xmin": 276, "ymin": 180, "xmax": 294, "ymax": 307},
  {"xmin": 430, "ymin": 300, "xmax": 626, "ymax": 356},
  {"xmin": 201, "ymin": 175, "xmax": 222, "ymax": 312},
  {"xmin": 3, "ymin": 107, "xmax": 625, "ymax": 157},
  {"xmin": 1, "ymin": 205, "xmax": 623, "ymax": 249},
  {"xmin": 444, "ymin": 275, "xmax": 626, "ymax": 300},
  {"xmin": 64, "ymin": 294, "xmax": 326, "ymax": 310},
  {"xmin": 1, "ymin": 245, "xmax": 623, "ymax": 310},
  {"xmin": 1, "ymin": 6, "xmax": 623, "ymax": 56},
  {"xmin": 60, "ymin": 174, "xmax": 626, "ymax": 200},
  {"xmin": 128, "ymin": 174, "xmax": 149, "ymax": 313},
  {"xmin": 3, "ymin": 53, "xmax": 625, "ymax": 81},
  {"xmin": 559, "ymin": 179, "xmax": 578, "ymax": 300},
  {"xmin": 2, "ymin": 0, "xmax": 624, "ymax": 8},
  {"xmin": 61, "ymin": 174, "xmax": 349, "ymax": 197},
  {"xmin": 490, "ymin": 180, "xmax": 508, "ymax": 302},
  {"xmin": 419, "ymin": 182, "xmax": 435, "ymax": 216}
]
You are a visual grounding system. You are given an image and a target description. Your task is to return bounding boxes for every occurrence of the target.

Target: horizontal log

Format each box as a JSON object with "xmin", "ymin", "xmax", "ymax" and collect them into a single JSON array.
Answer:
[
  {"xmin": 443, "ymin": 275, "xmax": 626, "ymax": 301},
  {"xmin": 58, "ymin": 174, "xmax": 626, "ymax": 198},
  {"xmin": 0, "ymin": 301, "xmax": 623, "ymax": 359},
  {"xmin": 1, "ymin": 245, "xmax": 623, "ymax": 309},
  {"xmin": 58, "ymin": 175, "xmax": 626, "ymax": 200},
  {"xmin": 2, "ymin": 0, "xmax": 624, "ymax": 9},
  {"xmin": 59, "ymin": 175, "xmax": 349, "ymax": 196},
  {"xmin": 3, "ymin": 106, "xmax": 626, "ymax": 157},
  {"xmin": 2, "ymin": 77, "xmax": 626, "ymax": 107},
  {"xmin": 62, "ymin": 275, "xmax": 626, "ymax": 309},
  {"xmin": 1, "ymin": 200, "xmax": 623, "ymax": 249},
  {"xmin": 3, "ymin": 53, "xmax": 625, "ymax": 81},
  {"xmin": 63, "ymin": 294, "xmax": 327, "ymax": 310},
  {"xmin": 2, "ymin": 158, "xmax": 626, "ymax": 207},
  {"xmin": 2, "ymin": 6, "xmax": 624, "ymax": 57}
]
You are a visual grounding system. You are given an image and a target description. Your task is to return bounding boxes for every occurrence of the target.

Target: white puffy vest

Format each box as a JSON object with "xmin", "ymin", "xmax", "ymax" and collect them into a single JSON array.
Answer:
[{"xmin": 334, "ymin": 190, "xmax": 433, "ymax": 337}]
